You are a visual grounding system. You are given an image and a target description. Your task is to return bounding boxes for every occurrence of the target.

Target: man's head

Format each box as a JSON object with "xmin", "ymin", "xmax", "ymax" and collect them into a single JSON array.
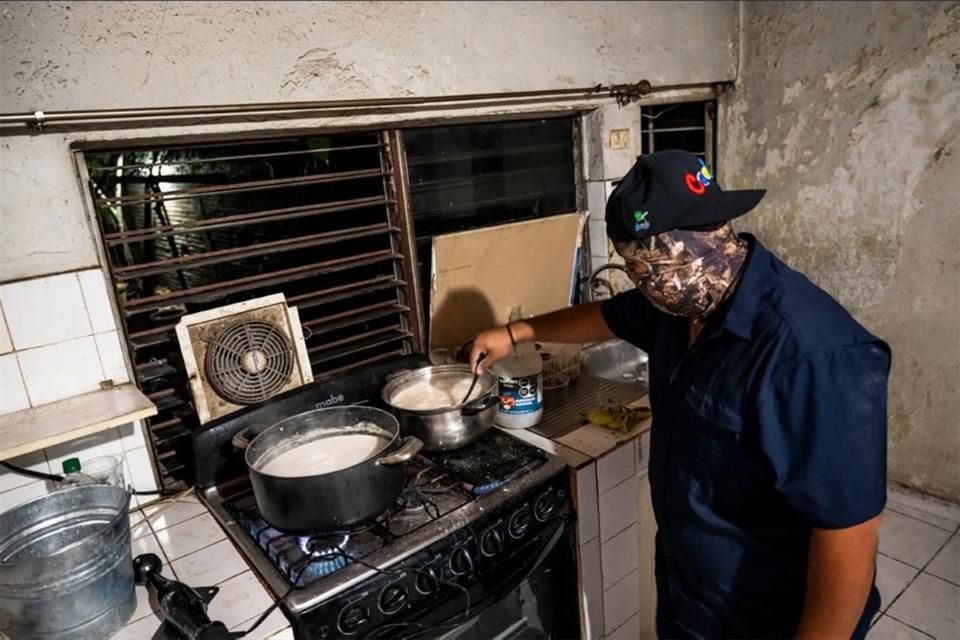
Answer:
[{"xmin": 605, "ymin": 151, "xmax": 765, "ymax": 317}]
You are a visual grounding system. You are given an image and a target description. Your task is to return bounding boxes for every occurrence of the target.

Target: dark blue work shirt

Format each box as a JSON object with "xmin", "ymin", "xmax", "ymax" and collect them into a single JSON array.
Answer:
[{"xmin": 601, "ymin": 235, "xmax": 890, "ymax": 639}]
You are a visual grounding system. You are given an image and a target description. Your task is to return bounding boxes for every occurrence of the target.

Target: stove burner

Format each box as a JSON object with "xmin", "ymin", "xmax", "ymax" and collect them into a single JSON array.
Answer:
[{"xmin": 299, "ymin": 534, "xmax": 350, "ymax": 557}]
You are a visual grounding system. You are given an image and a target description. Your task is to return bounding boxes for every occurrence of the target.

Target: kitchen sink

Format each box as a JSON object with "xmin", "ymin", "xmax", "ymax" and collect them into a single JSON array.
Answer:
[
  {"xmin": 533, "ymin": 340, "xmax": 648, "ymax": 440},
  {"xmin": 580, "ymin": 339, "xmax": 648, "ymax": 383}
]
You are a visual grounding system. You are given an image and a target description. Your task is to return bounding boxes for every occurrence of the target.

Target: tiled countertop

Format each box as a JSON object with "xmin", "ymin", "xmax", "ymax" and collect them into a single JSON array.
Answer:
[{"xmin": 115, "ymin": 495, "xmax": 292, "ymax": 640}]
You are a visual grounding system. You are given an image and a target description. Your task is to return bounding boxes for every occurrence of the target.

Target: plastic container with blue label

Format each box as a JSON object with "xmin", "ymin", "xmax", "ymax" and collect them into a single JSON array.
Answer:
[{"xmin": 491, "ymin": 341, "xmax": 544, "ymax": 429}]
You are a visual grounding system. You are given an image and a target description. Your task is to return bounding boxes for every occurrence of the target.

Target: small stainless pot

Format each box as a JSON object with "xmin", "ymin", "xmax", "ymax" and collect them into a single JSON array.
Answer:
[{"xmin": 382, "ymin": 364, "xmax": 500, "ymax": 451}]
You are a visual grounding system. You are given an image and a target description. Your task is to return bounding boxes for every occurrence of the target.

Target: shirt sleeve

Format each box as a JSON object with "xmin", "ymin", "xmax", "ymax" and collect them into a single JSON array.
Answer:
[
  {"xmin": 756, "ymin": 342, "xmax": 891, "ymax": 529},
  {"xmin": 600, "ymin": 289, "xmax": 660, "ymax": 353}
]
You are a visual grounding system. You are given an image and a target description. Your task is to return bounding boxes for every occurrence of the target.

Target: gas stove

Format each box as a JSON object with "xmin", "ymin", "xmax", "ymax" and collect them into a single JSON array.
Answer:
[{"xmin": 194, "ymin": 354, "xmax": 575, "ymax": 639}]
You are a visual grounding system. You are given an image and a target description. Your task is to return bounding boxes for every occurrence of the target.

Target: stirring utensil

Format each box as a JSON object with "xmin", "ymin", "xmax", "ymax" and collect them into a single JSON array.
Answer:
[{"xmin": 460, "ymin": 352, "xmax": 487, "ymax": 405}]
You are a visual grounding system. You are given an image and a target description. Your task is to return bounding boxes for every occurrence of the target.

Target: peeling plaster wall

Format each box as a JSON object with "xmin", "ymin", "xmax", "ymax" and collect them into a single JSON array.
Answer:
[
  {"xmin": 0, "ymin": 1, "xmax": 738, "ymax": 282},
  {"xmin": 0, "ymin": 1, "xmax": 737, "ymax": 111},
  {"xmin": 721, "ymin": 1, "xmax": 960, "ymax": 500}
]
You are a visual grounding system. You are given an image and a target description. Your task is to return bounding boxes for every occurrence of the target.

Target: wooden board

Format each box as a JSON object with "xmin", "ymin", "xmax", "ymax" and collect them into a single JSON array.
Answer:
[
  {"xmin": 430, "ymin": 213, "xmax": 584, "ymax": 350},
  {"xmin": 0, "ymin": 385, "xmax": 157, "ymax": 461}
]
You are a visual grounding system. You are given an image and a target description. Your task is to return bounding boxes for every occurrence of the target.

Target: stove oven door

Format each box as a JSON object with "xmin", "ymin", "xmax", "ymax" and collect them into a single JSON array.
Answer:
[{"xmin": 381, "ymin": 516, "xmax": 580, "ymax": 640}]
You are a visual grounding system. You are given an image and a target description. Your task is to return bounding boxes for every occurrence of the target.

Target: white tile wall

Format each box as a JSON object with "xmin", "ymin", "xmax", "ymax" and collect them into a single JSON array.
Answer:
[
  {"xmin": 598, "ymin": 441, "xmax": 636, "ymax": 494},
  {"xmin": 0, "ymin": 479, "xmax": 50, "ymax": 513},
  {"xmin": 94, "ymin": 330, "xmax": 130, "ymax": 384},
  {"xmin": 118, "ymin": 420, "xmax": 148, "ymax": 452},
  {"xmin": 0, "ymin": 450, "xmax": 50, "ymax": 494},
  {"xmin": 0, "ymin": 273, "xmax": 92, "ymax": 350},
  {"xmin": 603, "ymin": 569, "xmax": 641, "ymax": 635},
  {"xmin": 45, "ymin": 428, "xmax": 125, "ymax": 473},
  {"xmin": 579, "ymin": 536, "xmax": 605, "ymax": 640},
  {"xmin": 125, "ymin": 446, "xmax": 159, "ymax": 494},
  {"xmin": 600, "ymin": 475, "xmax": 640, "ymax": 542},
  {"xmin": 0, "ymin": 353, "xmax": 31, "ymax": 413},
  {"xmin": 17, "ymin": 335, "xmax": 105, "ymax": 406},
  {"xmin": 0, "ymin": 270, "xmax": 164, "ymax": 520},
  {"xmin": 601, "ymin": 523, "xmax": 640, "ymax": 591},
  {"xmin": 0, "ymin": 305, "xmax": 12, "ymax": 354},
  {"xmin": 607, "ymin": 613, "xmax": 640, "ymax": 640},
  {"xmin": 576, "ymin": 461, "xmax": 600, "ymax": 545},
  {"xmin": 77, "ymin": 269, "xmax": 117, "ymax": 334}
]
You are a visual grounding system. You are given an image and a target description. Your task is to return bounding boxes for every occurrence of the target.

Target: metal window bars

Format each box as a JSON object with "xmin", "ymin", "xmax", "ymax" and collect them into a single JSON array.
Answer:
[{"xmin": 85, "ymin": 132, "xmax": 421, "ymax": 487}]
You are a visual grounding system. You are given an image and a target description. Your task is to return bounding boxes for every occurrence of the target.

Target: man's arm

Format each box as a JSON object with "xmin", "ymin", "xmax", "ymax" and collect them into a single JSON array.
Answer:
[
  {"xmin": 795, "ymin": 514, "xmax": 881, "ymax": 639},
  {"xmin": 469, "ymin": 302, "xmax": 614, "ymax": 372}
]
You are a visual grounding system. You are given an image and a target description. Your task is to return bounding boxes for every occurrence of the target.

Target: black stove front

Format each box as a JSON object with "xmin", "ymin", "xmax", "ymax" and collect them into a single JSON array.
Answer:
[{"xmin": 194, "ymin": 355, "xmax": 579, "ymax": 639}]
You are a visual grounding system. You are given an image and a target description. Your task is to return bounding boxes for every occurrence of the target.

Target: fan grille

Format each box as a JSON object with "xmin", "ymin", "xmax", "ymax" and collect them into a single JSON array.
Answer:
[{"xmin": 204, "ymin": 319, "xmax": 295, "ymax": 405}]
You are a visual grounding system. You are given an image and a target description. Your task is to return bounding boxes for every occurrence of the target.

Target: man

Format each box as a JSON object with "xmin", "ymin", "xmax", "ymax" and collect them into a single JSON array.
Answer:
[{"xmin": 469, "ymin": 150, "xmax": 890, "ymax": 639}]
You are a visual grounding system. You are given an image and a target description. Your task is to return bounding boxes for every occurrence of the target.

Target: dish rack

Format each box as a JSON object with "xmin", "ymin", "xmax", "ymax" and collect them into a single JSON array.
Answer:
[{"xmin": 538, "ymin": 342, "xmax": 582, "ymax": 387}]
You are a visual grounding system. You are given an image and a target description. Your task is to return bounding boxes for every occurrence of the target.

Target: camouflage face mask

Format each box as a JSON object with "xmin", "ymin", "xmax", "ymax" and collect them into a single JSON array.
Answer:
[{"xmin": 614, "ymin": 224, "xmax": 747, "ymax": 318}]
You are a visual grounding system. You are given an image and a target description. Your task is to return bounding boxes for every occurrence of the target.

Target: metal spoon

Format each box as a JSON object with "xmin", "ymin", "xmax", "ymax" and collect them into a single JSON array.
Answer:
[{"xmin": 460, "ymin": 352, "xmax": 487, "ymax": 405}]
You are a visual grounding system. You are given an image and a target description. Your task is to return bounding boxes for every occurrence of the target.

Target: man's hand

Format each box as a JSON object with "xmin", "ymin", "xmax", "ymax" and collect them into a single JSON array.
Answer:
[
  {"xmin": 466, "ymin": 302, "xmax": 615, "ymax": 374},
  {"xmin": 795, "ymin": 514, "xmax": 882, "ymax": 639},
  {"xmin": 468, "ymin": 326, "xmax": 514, "ymax": 374}
]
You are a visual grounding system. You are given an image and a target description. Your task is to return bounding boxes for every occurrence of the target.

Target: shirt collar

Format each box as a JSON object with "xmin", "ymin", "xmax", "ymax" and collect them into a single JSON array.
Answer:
[{"xmin": 715, "ymin": 234, "xmax": 774, "ymax": 340}]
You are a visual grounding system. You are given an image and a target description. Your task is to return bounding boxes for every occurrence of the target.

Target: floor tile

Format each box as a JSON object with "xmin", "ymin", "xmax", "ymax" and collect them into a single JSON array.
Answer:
[
  {"xmin": 131, "ymin": 532, "xmax": 174, "ymax": 575},
  {"xmin": 113, "ymin": 611, "xmax": 164, "ymax": 640},
  {"xmin": 232, "ymin": 608, "xmax": 291, "ymax": 639},
  {"xmin": 155, "ymin": 512, "xmax": 226, "ymax": 562},
  {"xmin": 128, "ymin": 584, "xmax": 161, "ymax": 624},
  {"xmin": 145, "ymin": 495, "xmax": 208, "ymax": 531},
  {"xmin": 880, "ymin": 509, "xmax": 953, "ymax": 568},
  {"xmin": 172, "ymin": 539, "xmax": 251, "ymax": 588},
  {"xmin": 926, "ymin": 533, "xmax": 960, "ymax": 585},
  {"xmin": 888, "ymin": 573, "xmax": 960, "ymax": 639},
  {"xmin": 876, "ymin": 554, "xmax": 920, "ymax": 611},
  {"xmin": 888, "ymin": 485, "xmax": 960, "ymax": 528},
  {"xmin": 869, "ymin": 615, "xmax": 934, "ymax": 640},
  {"xmin": 207, "ymin": 571, "xmax": 275, "ymax": 631},
  {"xmin": 129, "ymin": 510, "xmax": 152, "ymax": 540},
  {"xmin": 888, "ymin": 501, "xmax": 959, "ymax": 533}
]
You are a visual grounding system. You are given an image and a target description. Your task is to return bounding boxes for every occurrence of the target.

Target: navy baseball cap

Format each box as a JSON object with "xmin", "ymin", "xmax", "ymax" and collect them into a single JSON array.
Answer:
[{"xmin": 605, "ymin": 150, "xmax": 765, "ymax": 242}]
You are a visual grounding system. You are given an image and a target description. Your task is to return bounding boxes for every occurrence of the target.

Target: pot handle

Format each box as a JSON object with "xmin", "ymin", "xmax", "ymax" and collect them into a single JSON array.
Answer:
[
  {"xmin": 376, "ymin": 436, "xmax": 423, "ymax": 466},
  {"xmin": 384, "ymin": 368, "xmax": 412, "ymax": 383},
  {"xmin": 462, "ymin": 395, "xmax": 500, "ymax": 416}
]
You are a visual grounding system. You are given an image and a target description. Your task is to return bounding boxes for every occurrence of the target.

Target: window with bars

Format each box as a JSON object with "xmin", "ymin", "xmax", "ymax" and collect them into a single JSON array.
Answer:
[
  {"xmin": 402, "ymin": 117, "xmax": 579, "ymax": 331},
  {"xmin": 640, "ymin": 100, "xmax": 716, "ymax": 168},
  {"xmin": 85, "ymin": 132, "xmax": 418, "ymax": 487}
]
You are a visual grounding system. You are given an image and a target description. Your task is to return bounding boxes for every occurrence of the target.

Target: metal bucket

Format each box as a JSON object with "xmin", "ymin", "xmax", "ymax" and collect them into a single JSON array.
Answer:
[{"xmin": 0, "ymin": 485, "xmax": 135, "ymax": 640}]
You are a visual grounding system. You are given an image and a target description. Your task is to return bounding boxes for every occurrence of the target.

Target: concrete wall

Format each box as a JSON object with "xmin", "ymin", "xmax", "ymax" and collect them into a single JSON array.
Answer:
[
  {"xmin": 1, "ymin": 1, "xmax": 737, "ymax": 112},
  {"xmin": 721, "ymin": 1, "xmax": 960, "ymax": 500},
  {"xmin": 0, "ymin": 1, "xmax": 738, "ymax": 283}
]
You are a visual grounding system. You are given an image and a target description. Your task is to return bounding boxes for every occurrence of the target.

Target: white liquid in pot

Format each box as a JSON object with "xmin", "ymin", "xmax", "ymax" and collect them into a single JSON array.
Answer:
[
  {"xmin": 390, "ymin": 376, "xmax": 480, "ymax": 411},
  {"xmin": 259, "ymin": 432, "xmax": 387, "ymax": 477}
]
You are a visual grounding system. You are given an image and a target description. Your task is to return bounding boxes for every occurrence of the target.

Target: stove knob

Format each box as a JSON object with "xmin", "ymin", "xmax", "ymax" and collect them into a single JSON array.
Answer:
[
  {"xmin": 378, "ymin": 584, "xmax": 408, "ymax": 615},
  {"xmin": 415, "ymin": 566, "xmax": 440, "ymax": 595},
  {"xmin": 337, "ymin": 604, "xmax": 369, "ymax": 635},
  {"xmin": 508, "ymin": 504, "xmax": 532, "ymax": 539},
  {"xmin": 480, "ymin": 527, "xmax": 504, "ymax": 557},
  {"xmin": 534, "ymin": 488, "xmax": 558, "ymax": 522},
  {"xmin": 449, "ymin": 547, "xmax": 474, "ymax": 576}
]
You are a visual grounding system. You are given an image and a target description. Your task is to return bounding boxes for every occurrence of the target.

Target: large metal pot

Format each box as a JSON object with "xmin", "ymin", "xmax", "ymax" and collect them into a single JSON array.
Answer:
[
  {"xmin": 382, "ymin": 364, "xmax": 500, "ymax": 451},
  {"xmin": 0, "ymin": 485, "xmax": 135, "ymax": 640},
  {"xmin": 245, "ymin": 405, "xmax": 422, "ymax": 533}
]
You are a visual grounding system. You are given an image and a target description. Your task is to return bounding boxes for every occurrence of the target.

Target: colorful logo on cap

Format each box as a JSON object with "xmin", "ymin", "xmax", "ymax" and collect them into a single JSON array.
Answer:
[
  {"xmin": 633, "ymin": 210, "xmax": 650, "ymax": 232},
  {"xmin": 684, "ymin": 159, "xmax": 714, "ymax": 196}
]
